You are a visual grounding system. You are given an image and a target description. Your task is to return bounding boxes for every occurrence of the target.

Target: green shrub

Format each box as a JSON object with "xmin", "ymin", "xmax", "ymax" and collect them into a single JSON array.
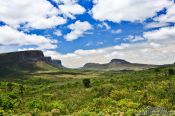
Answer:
[
  {"xmin": 7, "ymin": 82, "xmax": 13, "ymax": 91},
  {"xmin": 0, "ymin": 109, "xmax": 4, "ymax": 116},
  {"xmin": 83, "ymin": 79, "xmax": 91, "ymax": 88},
  {"xmin": 168, "ymin": 69, "xmax": 175, "ymax": 76},
  {"xmin": 87, "ymin": 97, "xmax": 118, "ymax": 114},
  {"xmin": 117, "ymin": 99, "xmax": 140, "ymax": 110},
  {"xmin": 26, "ymin": 100, "xmax": 43, "ymax": 110},
  {"xmin": 49, "ymin": 101, "xmax": 66, "ymax": 114},
  {"xmin": 8, "ymin": 93, "xmax": 18, "ymax": 99},
  {"xmin": 110, "ymin": 89, "xmax": 129, "ymax": 101},
  {"xmin": 96, "ymin": 84, "xmax": 114, "ymax": 97}
]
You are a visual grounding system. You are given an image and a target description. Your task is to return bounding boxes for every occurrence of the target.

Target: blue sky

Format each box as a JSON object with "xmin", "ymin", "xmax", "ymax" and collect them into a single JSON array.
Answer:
[
  {"xmin": 0, "ymin": 0, "xmax": 175, "ymax": 67},
  {"xmin": 31, "ymin": 0, "xmax": 145, "ymax": 54}
]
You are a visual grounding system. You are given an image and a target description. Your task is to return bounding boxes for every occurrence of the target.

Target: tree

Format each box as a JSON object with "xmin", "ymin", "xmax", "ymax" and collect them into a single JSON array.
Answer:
[
  {"xmin": 82, "ymin": 79, "xmax": 91, "ymax": 88},
  {"xmin": 168, "ymin": 69, "xmax": 175, "ymax": 76}
]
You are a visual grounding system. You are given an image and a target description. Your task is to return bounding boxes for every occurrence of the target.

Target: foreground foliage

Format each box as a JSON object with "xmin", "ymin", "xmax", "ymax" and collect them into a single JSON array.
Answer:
[{"xmin": 0, "ymin": 66, "xmax": 175, "ymax": 115}]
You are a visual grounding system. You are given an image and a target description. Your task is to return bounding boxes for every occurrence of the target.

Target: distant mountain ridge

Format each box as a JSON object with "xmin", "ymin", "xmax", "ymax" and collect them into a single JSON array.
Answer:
[
  {"xmin": 82, "ymin": 59, "xmax": 158, "ymax": 71},
  {"xmin": 110, "ymin": 59, "xmax": 131, "ymax": 64},
  {"xmin": 0, "ymin": 50, "xmax": 63, "ymax": 68}
]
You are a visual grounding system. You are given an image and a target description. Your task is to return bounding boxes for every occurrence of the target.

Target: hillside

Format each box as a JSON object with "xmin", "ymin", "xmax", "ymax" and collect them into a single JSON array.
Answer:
[
  {"xmin": 0, "ymin": 51, "xmax": 175, "ymax": 115},
  {"xmin": 0, "ymin": 63, "xmax": 175, "ymax": 115},
  {"xmin": 0, "ymin": 50, "xmax": 63, "ymax": 77},
  {"xmin": 82, "ymin": 59, "xmax": 158, "ymax": 71}
]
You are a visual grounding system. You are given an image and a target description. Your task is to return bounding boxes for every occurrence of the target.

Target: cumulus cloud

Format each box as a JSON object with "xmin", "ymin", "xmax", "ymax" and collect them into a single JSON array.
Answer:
[
  {"xmin": 0, "ymin": 0, "xmax": 66, "ymax": 29},
  {"xmin": 53, "ymin": 0, "xmax": 86, "ymax": 19},
  {"xmin": 64, "ymin": 20, "xmax": 93, "ymax": 41},
  {"xmin": 59, "ymin": 4, "xmax": 86, "ymax": 19},
  {"xmin": 0, "ymin": 26, "xmax": 57, "ymax": 50},
  {"xmin": 46, "ymin": 26, "xmax": 175, "ymax": 68},
  {"xmin": 91, "ymin": 0, "xmax": 173, "ymax": 23}
]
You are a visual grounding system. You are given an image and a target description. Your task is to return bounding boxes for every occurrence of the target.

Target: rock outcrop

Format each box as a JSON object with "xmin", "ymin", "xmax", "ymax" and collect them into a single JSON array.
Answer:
[
  {"xmin": 0, "ymin": 50, "xmax": 44, "ymax": 64},
  {"xmin": 0, "ymin": 50, "xmax": 63, "ymax": 68},
  {"xmin": 51, "ymin": 60, "xmax": 63, "ymax": 68}
]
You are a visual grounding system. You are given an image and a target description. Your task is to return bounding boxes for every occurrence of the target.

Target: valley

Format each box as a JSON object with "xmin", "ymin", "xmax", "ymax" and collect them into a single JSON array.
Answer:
[{"xmin": 0, "ymin": 51, "xmax": 175, "ymax": 115}]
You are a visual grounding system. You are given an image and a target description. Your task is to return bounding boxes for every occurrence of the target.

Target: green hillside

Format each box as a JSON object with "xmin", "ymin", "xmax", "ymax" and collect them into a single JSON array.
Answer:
[
  {"xmin": 0, "ymin": 61, "xmax": 58, "ymax": 79},
  {"xmin": 0, "ymin": 63, "xmax": 175, "ymax": 115}
]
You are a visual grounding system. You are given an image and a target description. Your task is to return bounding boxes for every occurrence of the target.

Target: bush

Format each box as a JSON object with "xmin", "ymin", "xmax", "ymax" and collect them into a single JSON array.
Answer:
[
  {"xmin": 7, "ymin": 82, "xmax": 13, "ymax": 91},
  {"xmin": 26, "ymin": 100, "xmax": 43, "ymax": 110},
  {"xmin": 96, "ymin": 84, "xmax": 114, "ymax": 97},
  {"xmin": 168, "ymin": 69, "xmax": 175, "ymax": 76},
  {"xmin": 0, "ymin": 109, "xmax": 4, "ymax": 116},
  {"xmin": 87, "ymin": 97, "xmax": 118, "ymax": 114},
  {"xmin": 48, "ymin": 101, "xmax": 66, "ymax": 114},
  {"xmin": 110, "ymin": 89, "xmax": 129, "ymax": 101},
  {"xmin": 83, "ymin": 79, "xmax": 91, "ymax": 88},
  {"xmin": 8, "ymin": 93, "xmax": 18, "ymax": 99}
]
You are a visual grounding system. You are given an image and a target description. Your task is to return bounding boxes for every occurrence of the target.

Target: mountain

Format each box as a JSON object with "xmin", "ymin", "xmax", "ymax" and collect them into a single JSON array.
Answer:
[
  {"xmin": 0, "ymin": 50, "xmax": 64, "ymax": 76},
  {"xmin": 82, "ymin": 59, "xmax": 158, "ymax": 71}
]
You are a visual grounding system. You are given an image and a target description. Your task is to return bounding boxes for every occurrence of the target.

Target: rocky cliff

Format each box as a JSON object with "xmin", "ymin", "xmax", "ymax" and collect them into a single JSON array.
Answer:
[
  {"xmin": 0, "ymin": 50, "xmax": 44, "ymax": 64},
  {"xmin": 0, "ymin": 50, "xmax": 63, "ymax": 68}
]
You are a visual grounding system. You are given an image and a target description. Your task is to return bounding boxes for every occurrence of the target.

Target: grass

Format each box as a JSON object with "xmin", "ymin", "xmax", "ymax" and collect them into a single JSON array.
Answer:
[{"xmin": 0, "ymin": 63, "xmax": 175, "ymax": 115}]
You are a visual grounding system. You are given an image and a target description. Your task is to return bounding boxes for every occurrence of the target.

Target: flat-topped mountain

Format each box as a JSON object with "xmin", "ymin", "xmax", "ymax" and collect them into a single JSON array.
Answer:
[
  {"xmin": 0, "ymin": 50, "xmax": 63, "ymax": 68},
  {"xmin": 83, "ymin": 59, "xmax": 158, "ymax": 71},
  {"xmin": 110, "ymin": 59, "xmax": 131, "ymax": 64},
  {"xmin": 0, "ymin": 50, "xmax": 44, "ymax": 64}
]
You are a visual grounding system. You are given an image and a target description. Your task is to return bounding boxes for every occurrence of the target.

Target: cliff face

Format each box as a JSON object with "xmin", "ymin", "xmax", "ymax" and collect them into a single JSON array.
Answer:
[
  {"xmin": 0, "ymin": 50, "xmax": 63, "ymax": 68},
  {"xmin": 51, "ymin": 60, "xmax": 63, "ymax": 68},
  {"xmin": 0, "ymin": 50, "xmax": 44, "ymax": 64},
  {"xmin": 43, "ymin": 57, "xmax": 63, "ymax": 68}
]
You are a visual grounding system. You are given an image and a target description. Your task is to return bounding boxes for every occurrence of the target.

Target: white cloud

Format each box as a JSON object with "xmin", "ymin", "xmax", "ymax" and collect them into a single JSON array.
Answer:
[
  {"xmin": 54, "ymin": 30, "xmax": 62, "ymax": 36},
  {"xmin": 53, "ymin": 0, "xmax": 86, "ymax": 19},
  {"xmin": 45, "ymin": 40, "xmax": 175, "ymax": 68},
  {"xmin": 0, "ymin": 0, "xmax": 66, "ymax": 29},
  {"xmin": 149, "ymin": 42, "xmax": 161, "ymax": 48},
  {"xmin": 144, "ymin": 26, "xmax": 175, "ymax": 41},
  {"xmin": 155, "ymin": 4, "xmax": 175, "ymax": 23},
  {"xmin": 125, "ymin": 35, "xmax": 145, "ymax": 42},
  {"xmin": 111, "ymin": 29, "xmax": 122, "ymax": 34},
  {"xmin": 0, "ymin": 26, "xmax": 57, "ymax": 50},
  {"xmin": 91, "ymin": 0, "xmax": 173, "ymax": 23},
  {"xmin": 144, "ymin": 22, "xmax": 170, "ymax": 29},
  {"xmin": 45, "ymin": 26, "xmax": 175, "ymax": 68},
  {"xmin": 64, "ymin": 20, "xmax": 93, "ymax": 41},
  {"xmin": 97, "ymin": 22, "xmax": 111, "ymax": 30},
  {"xmin": 102, "ymin": 22, "xmax": 110, "ymax": 30},
  {"xmin": 59, "ymin": 4, "xmax": 86, "ymax": 19}
]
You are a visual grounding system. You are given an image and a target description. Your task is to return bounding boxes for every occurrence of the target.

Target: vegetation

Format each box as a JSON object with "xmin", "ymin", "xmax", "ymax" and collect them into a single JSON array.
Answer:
[
  {"xmin": 82, "ymin": 79, "xmax": 91, "ymax": 88},
  {"xmin": 0, "ymin": 65, "xmax": 175, "ymax": 115}
]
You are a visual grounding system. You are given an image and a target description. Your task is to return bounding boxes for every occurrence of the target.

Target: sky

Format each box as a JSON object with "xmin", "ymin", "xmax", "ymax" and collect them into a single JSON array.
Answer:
[{"xmin": 0, "ymin": 0, "xmax": 175, "ymax": 68}]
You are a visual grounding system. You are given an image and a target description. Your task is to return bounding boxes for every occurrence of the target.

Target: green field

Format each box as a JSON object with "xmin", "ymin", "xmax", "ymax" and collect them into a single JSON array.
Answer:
[{"xmin": 0, "ymin": 62, "xmax": 175, "ymax": 115}]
